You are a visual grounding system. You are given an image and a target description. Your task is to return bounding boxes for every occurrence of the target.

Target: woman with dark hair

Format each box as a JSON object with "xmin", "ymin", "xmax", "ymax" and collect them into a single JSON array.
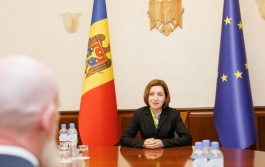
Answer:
[{"xmin": 120, "ymin": 79, "xmax": 192, "ymax": 148}]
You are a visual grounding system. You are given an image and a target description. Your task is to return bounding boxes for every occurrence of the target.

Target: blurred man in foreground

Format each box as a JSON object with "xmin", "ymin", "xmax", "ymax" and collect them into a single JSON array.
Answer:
[{"xmin": 0, "ymin": 55, "xmax": 60, "ymax": 167}]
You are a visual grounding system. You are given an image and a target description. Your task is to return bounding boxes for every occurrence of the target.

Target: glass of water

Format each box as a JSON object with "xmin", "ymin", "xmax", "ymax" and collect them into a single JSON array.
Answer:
[
  {"xmin": 58, "ymin": 146, "xmax": 71, "ymax": 163},
  {"xmin": 77, "ymin": 145, "xmax": 89, "ymax": 159}
]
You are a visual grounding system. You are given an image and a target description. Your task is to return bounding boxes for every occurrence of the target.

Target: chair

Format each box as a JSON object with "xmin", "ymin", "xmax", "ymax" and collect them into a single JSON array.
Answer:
[
  {"xmin": 175, "ymin": 111, "xmax": 190, "ymax": 138},
  {"xmin": 180, "ymin": 111, "xmax": 189, "ymax": 127}
]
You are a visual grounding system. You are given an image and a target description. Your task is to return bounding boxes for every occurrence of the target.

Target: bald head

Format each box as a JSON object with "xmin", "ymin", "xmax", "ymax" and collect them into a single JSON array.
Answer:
[{"xmin": 0, "ymin": 55, "xmax": 59, "ymax": 130}]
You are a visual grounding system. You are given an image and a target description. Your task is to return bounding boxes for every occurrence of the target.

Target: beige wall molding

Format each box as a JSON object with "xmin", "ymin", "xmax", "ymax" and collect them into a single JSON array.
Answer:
[{"xmin": 59, "ymin": 106, "xmax": 265, "ymax": 151}]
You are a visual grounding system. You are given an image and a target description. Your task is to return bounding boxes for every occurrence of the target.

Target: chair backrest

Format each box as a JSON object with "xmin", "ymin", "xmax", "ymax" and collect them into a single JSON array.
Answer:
[
  {"xmin": 180, "ymin": 111, "xmax": 189, "ymax": 128},
  {"xmin": 175, "ymin": 111, "xmax": 190, "ymax": 138}
]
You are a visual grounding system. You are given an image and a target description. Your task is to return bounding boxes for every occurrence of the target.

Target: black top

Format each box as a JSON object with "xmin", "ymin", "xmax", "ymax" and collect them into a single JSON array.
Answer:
[{"xmin": 120, "ymin": 106, "xmax": 192, "ymax": 148}]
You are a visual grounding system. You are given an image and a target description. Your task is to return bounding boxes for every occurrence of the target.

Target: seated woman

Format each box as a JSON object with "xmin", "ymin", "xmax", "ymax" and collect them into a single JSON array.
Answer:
[{"xmin": 120, "ymin": 79, "xmax": 192, "ymax": 148}]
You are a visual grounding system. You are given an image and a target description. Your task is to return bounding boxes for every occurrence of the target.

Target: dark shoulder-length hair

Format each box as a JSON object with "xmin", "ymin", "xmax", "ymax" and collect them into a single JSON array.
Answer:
[{"xmin": 143, "ymin": 79, "xmax": 171, "ymax": 108}]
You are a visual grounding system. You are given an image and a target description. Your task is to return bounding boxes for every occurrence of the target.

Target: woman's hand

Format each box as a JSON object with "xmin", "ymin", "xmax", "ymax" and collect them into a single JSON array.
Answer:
[{"xmin": 143, "ymin": 138, "xmax": 164, "ymax": 149}]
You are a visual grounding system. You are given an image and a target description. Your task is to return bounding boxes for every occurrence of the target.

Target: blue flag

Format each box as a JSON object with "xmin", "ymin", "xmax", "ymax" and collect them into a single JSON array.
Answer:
[{"xmin": 214, "ymin": 0, "xmax": 257, "ymax": 149}]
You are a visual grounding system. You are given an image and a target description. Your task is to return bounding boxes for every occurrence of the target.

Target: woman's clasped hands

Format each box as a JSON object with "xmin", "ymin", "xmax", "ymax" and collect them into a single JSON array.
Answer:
[{"xmin": 143, "ymin": 138, "xmax": 164, "ymax": 149}]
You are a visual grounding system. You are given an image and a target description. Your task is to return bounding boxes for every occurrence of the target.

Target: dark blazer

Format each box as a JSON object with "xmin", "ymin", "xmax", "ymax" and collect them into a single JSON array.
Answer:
[
  {"xmin": 120, "ymin": 106, "xmax": 192, "ymax": 148},
  {"xmin": 0, "ymin": 154, "xmax": 35, "ymax": 167}
]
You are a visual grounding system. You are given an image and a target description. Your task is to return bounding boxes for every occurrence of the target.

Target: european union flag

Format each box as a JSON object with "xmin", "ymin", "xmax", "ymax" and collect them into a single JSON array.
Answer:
[{"xmin": 214, "ymin": 0, "xmax": 258, "ymax": 149}]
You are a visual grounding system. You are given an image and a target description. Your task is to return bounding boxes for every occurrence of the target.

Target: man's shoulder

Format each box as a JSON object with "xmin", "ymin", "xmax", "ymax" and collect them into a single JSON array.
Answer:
[{"xmin": 0, "ymin": 154, "xmax": 34, "ymax": 167}]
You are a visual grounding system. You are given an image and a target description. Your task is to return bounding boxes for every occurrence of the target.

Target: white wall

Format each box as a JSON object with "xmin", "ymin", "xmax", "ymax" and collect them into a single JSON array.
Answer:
[{"xmin": 0, "ymin": 0, "xmax": 264, "ymax": 111}]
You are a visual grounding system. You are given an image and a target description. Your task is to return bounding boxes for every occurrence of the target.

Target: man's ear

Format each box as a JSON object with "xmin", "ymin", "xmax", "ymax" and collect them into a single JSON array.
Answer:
[{"xmin": 40, "ymin": 104, "xmax": 58, "ymax": 135}]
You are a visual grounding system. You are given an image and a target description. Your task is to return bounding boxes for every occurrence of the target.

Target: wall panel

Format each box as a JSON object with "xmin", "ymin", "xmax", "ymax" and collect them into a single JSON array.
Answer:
[{"xmin": 59, "ymin": 107, "xmax": 265, "ymax": 150}]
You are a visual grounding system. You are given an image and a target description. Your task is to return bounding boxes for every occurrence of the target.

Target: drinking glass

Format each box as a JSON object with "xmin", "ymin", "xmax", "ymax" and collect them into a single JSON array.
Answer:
[
  {"xmin": 77, "ymin": 159, "xmax": 89, "ymax": 167},
  {"xmin": 58, "ymin": 146, "xmax": 71, "ymax": 163},
  {"xmin": 77, "ymin": 145, "xmax": 89, "ymax": 159}
]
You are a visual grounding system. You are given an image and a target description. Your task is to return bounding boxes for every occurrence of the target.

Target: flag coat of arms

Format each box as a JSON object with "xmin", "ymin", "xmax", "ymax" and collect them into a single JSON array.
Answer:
[
  {"xmin": 214, "ymin": 0, "xmax": 258, "ymax": 149},
  {"xmin": 78, "ymin": 0, "xmax": 120, "ymax": 147}
]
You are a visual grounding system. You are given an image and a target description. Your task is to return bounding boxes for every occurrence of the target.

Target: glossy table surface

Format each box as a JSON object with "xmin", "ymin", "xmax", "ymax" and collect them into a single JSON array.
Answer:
[{"xmin": 64, "ymin": 146, "xmax": 265, "ymax": 167}]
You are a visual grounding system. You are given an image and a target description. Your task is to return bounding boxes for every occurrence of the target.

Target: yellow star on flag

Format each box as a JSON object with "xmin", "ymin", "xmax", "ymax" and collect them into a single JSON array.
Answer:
[
  {"xmin": 224, "ymin": 17, "xmax": 232, "ymax": 25},
  {"xmin": 237, "ymin": 22, "xmax": 243, "ymax": 29},
  {"xmin": 244, "ymin": 62, "xmax": 248, "ymax": 69},
  {"xmin": 221, "ymin": 74, "xmax": 228, "ymax": 82},
  {"xmin": 234, "ymin": 70, "xmax": 243, "ymax": 78}
]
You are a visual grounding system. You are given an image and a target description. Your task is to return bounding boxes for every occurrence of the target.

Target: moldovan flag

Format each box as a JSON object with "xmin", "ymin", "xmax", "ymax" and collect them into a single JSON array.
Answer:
[
  {"xmin": 214, "ymin": 0, "xmax": 257, "ymax": 149},
  {"xmin": 79, "ymin": 0, "xmax": 120, "ymax": 147}
]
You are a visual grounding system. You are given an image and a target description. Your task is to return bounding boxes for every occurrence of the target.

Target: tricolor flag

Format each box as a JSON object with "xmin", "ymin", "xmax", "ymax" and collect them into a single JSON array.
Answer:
[
  {"xmin": 79, "ymin": 0, "xmax": 120, "ymax": 147},
  {"xmin": 214, "ymin": 0, "xmax": 257, "ymax": 149}
]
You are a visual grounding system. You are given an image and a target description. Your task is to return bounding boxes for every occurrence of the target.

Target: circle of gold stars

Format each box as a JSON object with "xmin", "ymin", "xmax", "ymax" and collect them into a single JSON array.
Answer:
[
  {"xmin": 218, "ymin": 62, "xmax": 248, "ymax": 82},
  {"xmin": 218, "ymin": 17, "xmax": 246, "ymax": 82}
]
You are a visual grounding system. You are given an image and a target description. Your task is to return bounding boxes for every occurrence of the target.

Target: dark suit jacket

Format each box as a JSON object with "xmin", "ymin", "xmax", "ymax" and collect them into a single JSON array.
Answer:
[
  {"xmin": 120, "ymin": 106, "xmax": 192, "ymax": 148},
  {"xmin": 0, "ymin": 154, "xmax": 35, "ymax": 167}
]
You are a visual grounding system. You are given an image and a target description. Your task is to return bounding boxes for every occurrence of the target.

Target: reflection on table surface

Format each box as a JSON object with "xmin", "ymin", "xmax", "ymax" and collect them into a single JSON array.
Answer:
[
  {"xmin": 60, "ymin": 146, "xmax": 265, "ymax": 167},
  {"xmin": 120, "ymin": 146, "xmax": 192, "ymax": 167}
]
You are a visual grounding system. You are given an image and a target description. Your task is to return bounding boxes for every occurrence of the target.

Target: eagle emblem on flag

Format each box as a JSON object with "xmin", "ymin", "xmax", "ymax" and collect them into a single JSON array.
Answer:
[
  {"xmin": 147, "ymin": 0, "xmax": 184, "ymax": 36},
  {"xmin": 85, "ymin": 34, "xmax": 112, "ymax": 78}
]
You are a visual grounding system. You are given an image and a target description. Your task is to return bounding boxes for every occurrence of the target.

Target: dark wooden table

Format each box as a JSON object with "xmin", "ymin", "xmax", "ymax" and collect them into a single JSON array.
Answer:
[{"xmin": 64, "ymin": 146, "xmax": 265, "ymax": 167}]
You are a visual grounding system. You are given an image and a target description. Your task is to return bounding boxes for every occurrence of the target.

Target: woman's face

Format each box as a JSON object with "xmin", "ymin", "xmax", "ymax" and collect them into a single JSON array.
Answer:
[{"xmin": 148, "ymin": 85, "xmax": 166, "ymax": 112}]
